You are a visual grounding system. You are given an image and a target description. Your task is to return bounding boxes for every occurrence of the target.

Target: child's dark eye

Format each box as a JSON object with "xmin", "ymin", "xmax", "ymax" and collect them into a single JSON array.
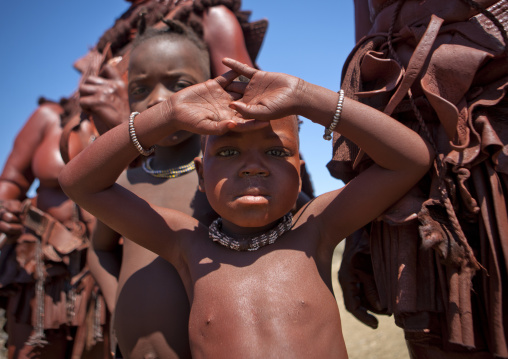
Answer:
[
  {"xmin": 266, "ymin": 149, "xmax": 291, "ymax": 157},
  {"xmin": 174, "ymin": 81, "xmax": 193, "ymax": 92},
  {"xmin": 217, "ymin": 149, "xmax": 239, "ymax": 157},
  {"xmin": 130, "ymin": 86, "xmax": 148, "ymax": 96}
]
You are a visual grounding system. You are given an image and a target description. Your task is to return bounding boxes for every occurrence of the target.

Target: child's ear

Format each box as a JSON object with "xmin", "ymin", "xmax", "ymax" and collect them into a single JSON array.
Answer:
[{"xmin": 194, "ymin": 157, "xmax": 206, "ymax": 193}]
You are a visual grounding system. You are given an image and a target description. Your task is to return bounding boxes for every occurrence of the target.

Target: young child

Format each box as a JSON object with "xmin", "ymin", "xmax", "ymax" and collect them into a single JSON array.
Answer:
[
  {"xmin": 80, "ymin": 20, "xmax": 216, "ymax": 358},
  {"xmin": 59, "ymin": 58, "xmax": 433, "ymax": 358}
]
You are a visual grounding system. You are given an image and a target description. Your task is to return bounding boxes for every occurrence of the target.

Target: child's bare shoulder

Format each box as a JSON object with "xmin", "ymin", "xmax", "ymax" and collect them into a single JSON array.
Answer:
[
  {"xmin": 293, "ymin": 187, "xmax": 348, "ymax": 244},
  {"xmin": 294, "ymin": 187, "xmax": 345, "ymax": 219}
]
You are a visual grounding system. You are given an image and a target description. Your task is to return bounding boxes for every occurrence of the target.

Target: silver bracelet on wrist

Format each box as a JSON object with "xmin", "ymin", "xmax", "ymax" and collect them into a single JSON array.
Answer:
[
  {"xmin": 323, "ymin": 89, "xmax": 345, "ymax": 141},
  {"xmin": 129, "ymin": 111, "xmax": 155, "ymax": 156}
]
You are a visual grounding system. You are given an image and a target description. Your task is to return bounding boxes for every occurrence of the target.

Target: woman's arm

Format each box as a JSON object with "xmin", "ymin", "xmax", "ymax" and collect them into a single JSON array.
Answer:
[
  {"xmin": 0, "ymin": 103, "xmax": 63, "ymax": 237},
  {"xmin": 354, "ymin": 0, "xmax": 373, "ymax": 42},
  {"xmin": 79, "ymin": 64, "xmax": 130, "ymax": 136},
  {"xmin": 0, "ymin": 103, "xmax": 63, "ymax": 199},
  {"xmin": 87, "ymin": 220, "xmax": 122, "ymax": 313},
  {"xmin": 202, "ymin": 5, "xmax": 254, "ymax": 76}
]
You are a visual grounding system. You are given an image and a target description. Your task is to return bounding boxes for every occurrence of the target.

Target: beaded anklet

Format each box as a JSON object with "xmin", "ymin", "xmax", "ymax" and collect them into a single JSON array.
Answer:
[
  {"xmin": 142, "ymin": 158, "xmax": 196, "ymax": 179},
  {"xmin": 208, "ymin": 212, "xmax": 293, "ymax": 251}
]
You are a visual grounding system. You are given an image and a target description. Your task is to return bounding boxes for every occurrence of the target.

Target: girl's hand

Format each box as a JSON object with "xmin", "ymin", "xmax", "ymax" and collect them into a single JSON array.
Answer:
[
  {"xmin": 167, "ymin": 70, "xmax": 259, "ymax": 135},
  {"xmin": 79, "ymin": 64, "xmax": 130, "ymax": 135},
  {"xmin": 222, "ymin": 58, "xmax": 305, "ymax": 121}
]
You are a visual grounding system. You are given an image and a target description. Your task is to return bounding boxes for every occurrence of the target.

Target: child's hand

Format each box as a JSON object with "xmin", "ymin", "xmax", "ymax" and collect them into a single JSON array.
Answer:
[
  {"xmin": 79, "ymin": 64, "xmax": 130, "ymax": 135},
  {"xmin": 167, "ymin": 70, "xmax": 258, "ymax": 135},
  {"xmin": 222, "ymin": 58, "xmax": 304, "ymax": 121}
]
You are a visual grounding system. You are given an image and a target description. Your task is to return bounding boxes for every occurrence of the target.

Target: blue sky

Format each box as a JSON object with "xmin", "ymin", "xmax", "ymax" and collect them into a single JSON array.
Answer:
[{"xmin": 0, "ymin": 1, "xmax": 355, "ymax": 196}]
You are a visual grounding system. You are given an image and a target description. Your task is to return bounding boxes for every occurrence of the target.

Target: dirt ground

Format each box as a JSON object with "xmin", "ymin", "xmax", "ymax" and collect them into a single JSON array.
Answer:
[{"xmin": 332, "ymin": 242, "xmax": 410, "ymax": 358}]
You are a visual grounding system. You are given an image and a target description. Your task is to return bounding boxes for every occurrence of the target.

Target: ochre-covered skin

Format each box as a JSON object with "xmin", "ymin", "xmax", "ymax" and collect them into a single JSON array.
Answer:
[
  {"xmin": 79, "ymin": 2, "xmax": 271, "ymax": 357},
  {"xmin": 87, "ymin": 32, "xmax": 216, "ymax": 358},
  {"xmin": 0, "ymin": 100, "xmax": 106, "ymax": 359},
  {"xmin": 0, "ymin": 1, "xmax": 267, "ymax": 358},
  {"xmin": 336, "ymin": 1, "xmax": 508, "ymax": 357},
  {"xmin": 59, "ymin": 59, "xmax": 432, "ymax": 358}
]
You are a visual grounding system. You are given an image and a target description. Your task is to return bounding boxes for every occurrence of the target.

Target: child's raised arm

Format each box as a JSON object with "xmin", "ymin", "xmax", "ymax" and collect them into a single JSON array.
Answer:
[
  {"xmin": 59, "ymin": 71, "xmax": 248, "ymax": 259},
  {"xmin": 224, "ymin": 58, "xmax": 434, "ymax": 243}
]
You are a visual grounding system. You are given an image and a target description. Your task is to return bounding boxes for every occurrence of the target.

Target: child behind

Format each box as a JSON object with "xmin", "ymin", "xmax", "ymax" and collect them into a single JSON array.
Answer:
[
  {"xmin": 60, "ymin": 59, "xmax": 433, "ymax": 358},
  {"xmin": 81, "ymin": 20, "xmax": 216, "ymax": 358}
]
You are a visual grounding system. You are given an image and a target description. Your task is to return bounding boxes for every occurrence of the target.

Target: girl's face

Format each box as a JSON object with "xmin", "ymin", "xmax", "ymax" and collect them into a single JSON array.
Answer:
[{"xmin": 128, "ymin": 36, "xmax": 209, "ymax": 147}]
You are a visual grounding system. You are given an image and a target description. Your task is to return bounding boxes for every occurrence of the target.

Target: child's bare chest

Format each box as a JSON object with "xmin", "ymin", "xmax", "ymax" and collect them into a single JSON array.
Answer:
[
  {"xmin": 192, "ymin": 246, "xmax": 332, "ymax": 310},
  {"xmin": 185, "ymin": 237, "xmax": 342, "ymax": 355}
]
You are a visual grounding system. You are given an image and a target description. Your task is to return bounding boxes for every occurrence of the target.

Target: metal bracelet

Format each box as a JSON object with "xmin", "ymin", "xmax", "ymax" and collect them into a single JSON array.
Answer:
[
  {"xmin": 128, "ymin": 112, "xmax": 155, "ymax": 156},
  {"xmin": 323, "ymin": 89, "xmax": 345, "ymax": 141}
]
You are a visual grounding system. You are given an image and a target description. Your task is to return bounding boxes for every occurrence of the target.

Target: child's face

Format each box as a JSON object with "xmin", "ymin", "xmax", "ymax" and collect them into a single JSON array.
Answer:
[
  {"xmin": 128, "ymin": 36, "xmax": 209, "ymax": 147},
  {"xmin": 196, "ymin": 118, "xmax": 303, "ymax": 235}
]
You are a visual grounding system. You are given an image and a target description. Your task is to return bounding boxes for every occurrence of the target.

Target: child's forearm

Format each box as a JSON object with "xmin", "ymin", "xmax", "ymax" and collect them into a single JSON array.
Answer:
[
  {"xmin": 61, "ymin": 72, "xmax": 241, "ymax": 207},
  {"xmin": 298, "ymin": 82, "xmax": 433, "ymax": 174},
  {"xmin": 222, "ymin": 57, "xmax": 430, "ymax": 169},
  {"xmin": 59, "ymin": 101, "xmax": 173, "ymax": 202}
]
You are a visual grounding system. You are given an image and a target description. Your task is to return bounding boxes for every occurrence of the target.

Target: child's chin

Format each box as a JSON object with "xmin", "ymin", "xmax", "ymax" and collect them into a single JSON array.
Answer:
[
  {"xmin": 226, "ymin": 213, "xmax": 280, "ymax": 233},
  {"xmin": 157, "ymin": 131, "xmax": 194, "ymax": 147}
]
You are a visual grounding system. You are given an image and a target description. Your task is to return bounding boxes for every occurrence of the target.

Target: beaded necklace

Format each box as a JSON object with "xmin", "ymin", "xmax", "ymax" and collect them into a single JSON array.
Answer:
[
  {"xmin": 142, "ymin": 157, "xmax": 196, "ymax": 178},
  {"xmin": 208, "ymin": 212, "xmax": 293, "ymax": 251}
]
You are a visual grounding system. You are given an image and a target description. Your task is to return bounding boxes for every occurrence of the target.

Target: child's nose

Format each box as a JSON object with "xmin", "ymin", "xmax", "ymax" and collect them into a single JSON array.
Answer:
[
  {"xmin": 240, "ymin": 170, "xmax": 268, "ymax": 177},
  {"xmin": 147, "ymin": 85, "xmax": 173, "ymax": 109},
  {"xmin": 239, "ymin": 163, "xmax": 269, "ymax": 178}
]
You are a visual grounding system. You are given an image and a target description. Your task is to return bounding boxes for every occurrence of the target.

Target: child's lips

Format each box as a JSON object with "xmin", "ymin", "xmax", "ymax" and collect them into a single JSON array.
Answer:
[
  {"xmin": 236, "ymin": 195, "xmax": 270, "ymax": 204},
  {"xmin": 234, "ymin": 189, "xmax": 270, "ymax": 204}
]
